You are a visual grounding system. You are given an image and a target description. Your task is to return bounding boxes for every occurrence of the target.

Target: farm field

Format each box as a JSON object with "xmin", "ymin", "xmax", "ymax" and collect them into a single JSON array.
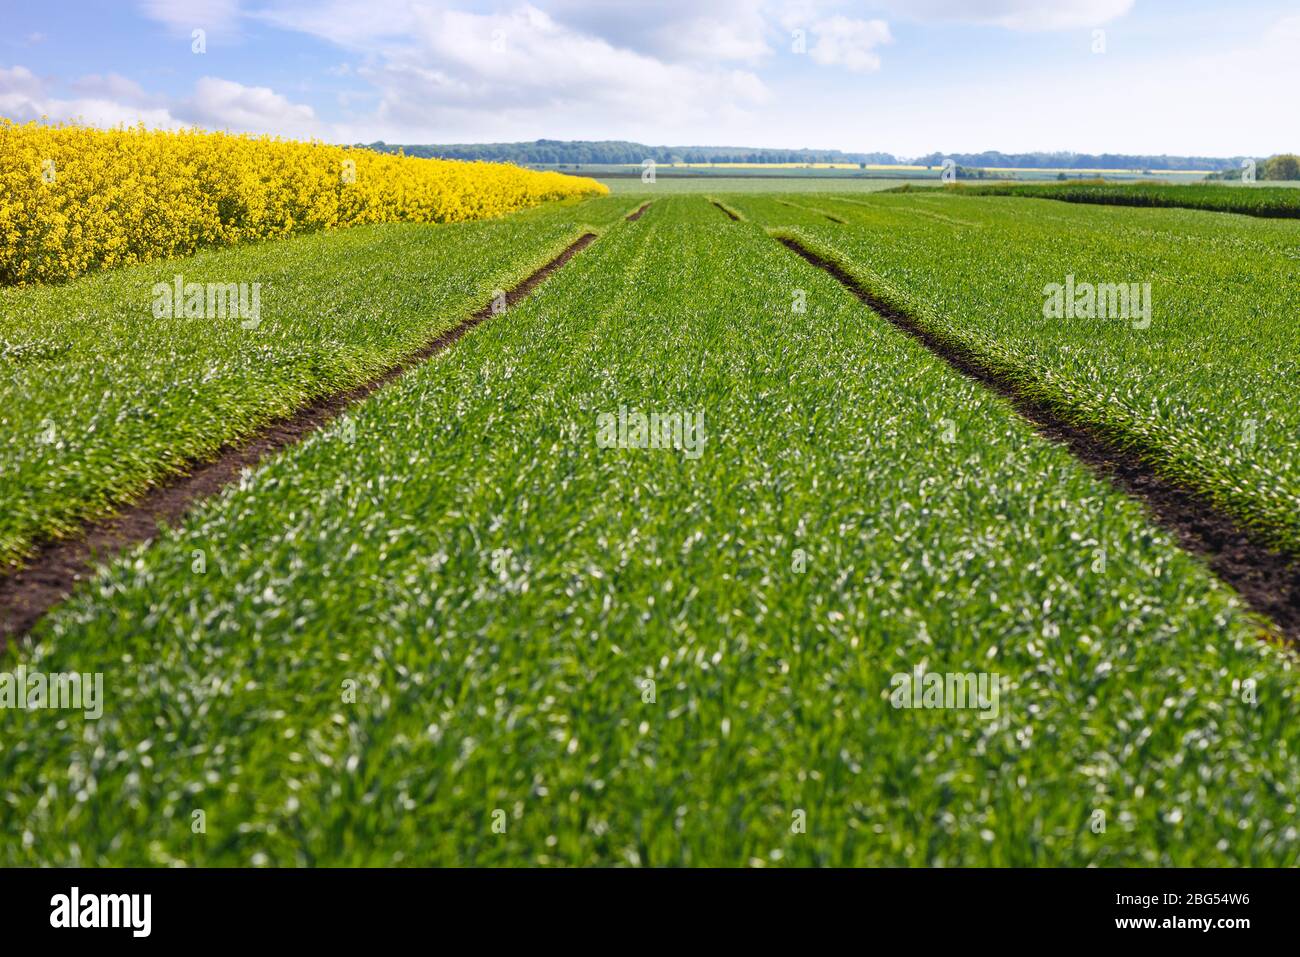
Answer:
[
  {"xmin": 4, "ymin": 194, "xmax": 1300, "ymax": 866},
  {"xmin": 595, "ymin": 175, "xmax": 928, "ymax": 194},
  {"xmin": 722, "ymin": 189, "xmax": 1300, "ymax": 557},
  {"xmin": 0, "ymin": 121, "xmax": 608, "ymax": 285},
  {"xmin": 0, "ymin": 196, "xmax": 629, "ymax": 569},
  {"xmin": 558, "ymin": 164, "xmax": 1216, "ymax": 187},
  {"xmin": 897, "ymin": 181, "xmax": 1300, "ymax": 217}
]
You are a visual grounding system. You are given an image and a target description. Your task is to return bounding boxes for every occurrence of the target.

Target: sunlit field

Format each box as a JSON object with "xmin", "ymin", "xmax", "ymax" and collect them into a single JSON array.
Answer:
[
  {"xmin": 4, "ymin": 6, "xmax": 1300, "ymax": 919},
  {"xmin": 5, "ymin": 170, "xmax": 1300, "ymax": 866}
]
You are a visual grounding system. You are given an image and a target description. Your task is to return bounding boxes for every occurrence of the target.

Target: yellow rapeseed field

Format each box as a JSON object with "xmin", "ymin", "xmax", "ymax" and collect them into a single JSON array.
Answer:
[{"xmin": 0, "ymin": 119, "xmax": 608, "ymax": 286}]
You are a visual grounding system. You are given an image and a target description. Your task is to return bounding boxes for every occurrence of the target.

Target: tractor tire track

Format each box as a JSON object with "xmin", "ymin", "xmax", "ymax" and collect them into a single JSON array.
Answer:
[
  {"xmin": 776, "ymin": 234, "xmax": 1300, "ymax": 644},
  {"xmin": 712, "ymin": 201, "xmax": 741, "ymax": 221},
  {"xmin": 0, "ymin": 233, "xmax": 597, "ymax": 648}
]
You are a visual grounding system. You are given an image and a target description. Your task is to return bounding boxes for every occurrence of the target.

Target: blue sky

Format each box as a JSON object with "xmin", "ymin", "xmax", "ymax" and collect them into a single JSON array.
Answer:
[{"xmin": 1, "ymin": 1, "xmax": 1295, "ymax": 156}]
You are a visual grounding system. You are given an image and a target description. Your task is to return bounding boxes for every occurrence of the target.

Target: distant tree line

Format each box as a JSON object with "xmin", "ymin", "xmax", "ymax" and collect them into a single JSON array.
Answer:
[
  {"xmin": 1207, "ymin": 154, "xmax": 1300, "ymax": 181},
  {"xmin": 912, "ymin": 151, "xmax": 1246, "ymax": 172},
  {"xmin": 358, "ymin": 140, "xmax": 1294, "ymax": 176},
  {"xmin": 361, "ymin": 139, "xmax": 899, "ymax": 165}
]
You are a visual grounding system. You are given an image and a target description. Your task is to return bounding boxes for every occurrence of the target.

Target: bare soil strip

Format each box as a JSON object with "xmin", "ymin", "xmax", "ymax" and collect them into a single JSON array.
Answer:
[
  {"xmin": 777, "ymin": 235, "xmax": 1300, "ymax": 644},
  {"xmin": 0, "ymin": 233, "xmax": 597, "ymax": 648},
  {"xmin": 626, "ymin": 202, "xmax": 651, "ymax": 221},
  {"xmin": 712, "ymin": 201, "xmax": 740, "ymax": 221}
]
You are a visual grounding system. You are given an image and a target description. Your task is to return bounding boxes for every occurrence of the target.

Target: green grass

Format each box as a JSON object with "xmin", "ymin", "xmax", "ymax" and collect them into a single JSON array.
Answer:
[
  {"xmin": 891, "ymin": 181, "xmax": 1300, "ymax": 218},
  {"xmin": 596, "ymin": 176, "xmax": 931, "ymax": 195},
  {"xmin": 729, "ymin": 190, "xmax": 1300, "ymax": 556},
  {"xmin": 5, "ymin": 196, "xmax": 1298, "ymax": 867},
  {"xmin": 0, "ymin": 196, "xmax": 631, "ymax": 568}
]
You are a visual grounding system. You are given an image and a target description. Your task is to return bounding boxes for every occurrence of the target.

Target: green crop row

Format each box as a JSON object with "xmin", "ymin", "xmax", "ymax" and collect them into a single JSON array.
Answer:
[
  {"xmin": 890, "ymin": 181, "xmax": 1300, "ymax": 218},
  {"xmin": 731, "ymin": 191, "xmax": 1300, "ymax": 556},
  {"xmin": 5, "ymin": 196, "xmax": 1297, "ymax": 866},
  {"xmin": 0, "ymin": 196, "xmax": 631, "ymax": 568}
]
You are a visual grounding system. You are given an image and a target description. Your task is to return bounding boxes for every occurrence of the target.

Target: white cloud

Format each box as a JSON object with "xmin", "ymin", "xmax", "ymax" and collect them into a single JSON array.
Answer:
[
  {"xmin": 0, "ymin": 67, "xmax": 319, "ymax": 137},
  {"xmin": 138, "ymin": 0, "xmax": 243, "ymax": 33},
  {"xmin": 69, "ymin": 73, "xmax": 154, "ymax": 104},
  {"xmin": 46, "ymin": 99, "xmax": 179, "ymax": 128},
  {"xmin": 875, "ymin": 0, "xmax": 1134, "ymax": 31},
  {"xmin": 9, "ymin": 1, "xmax": 1292, "ymax": 157},
  {"xmin": 253, "ymin": 0, "xmax": 421, "ymax": 48},
  {"xmin": 544, "ymin": 0, "xmax": 773, "ymax": 64},
  {"xmin": 183, "ymin": 77, "xmax": 319, "ymax": 136},
  {"xmin": 0, "ymin": 66, "xmax": 47, "ymax": 121},
  {"xmin": 813, "ymin": 13, "xmax": 1300, "ymax": 157},
  {"xmin": 0, "ymin": 65, "xmax": 44, "ymax": 99},
  {"xmin": 1108, "ymin": 14, "xmax": 1300, "ymax": 154},
  {"xmin": 808, "ymin": 17, "xmax": 892, "ymax": 72},
  {"xmin": 260, "ymin": 2, "xmax": 769, "ymax": 142},
  {"xmin": 0, "ymin": 65, "xmax": 178, "ymax": 127}
]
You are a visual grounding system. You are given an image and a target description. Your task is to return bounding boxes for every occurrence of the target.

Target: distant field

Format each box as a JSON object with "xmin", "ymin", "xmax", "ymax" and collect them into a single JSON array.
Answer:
[
  {"xmin": 893, "ymin": 180, "xmax": 1300, "ymax": 217},
  {"xmin": 548, "ymin": 162, "xmax": 1216, "ymax": 185},
  {"xmin": 0, "ymin": 197, "xmax": 629, "ymax": 568},
  {"xmin": 596, "ymin": 176, "xmax": 931, "ymax": 194},
  {"xmin": 5, "ymin": 178, "xmax": 1300, "ymax": 868},
  {"xmin": 732, "ymin": 189, "xmax": 1300, "ymax": 553},
  {"xmin": 574, "ymin": 164, "xmax": 925, "ymax": 181},
  {"xmin": 7, "ymin": 194, "xmax": 1300, "ymax": 866},
  {"xmin": 0, "ymin": 121, "xmax": 607, "ymax": 286}
]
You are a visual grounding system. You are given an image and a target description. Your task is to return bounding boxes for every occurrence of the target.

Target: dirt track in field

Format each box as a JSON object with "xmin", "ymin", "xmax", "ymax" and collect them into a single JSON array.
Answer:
[
  {"xmin": 0, "ymin": 233, "xmax": 597, "ymax": 649},
  {"xmin": 712, "ymin": 201, "xmax": 740, "ymax": 221},
  {"xmin": 626, "ymin": 202, "xmax": 651, "ymax": 221},
  {"xmin": 777, "ymin": 235, "xmax": 1300, "ymax": 646}
]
